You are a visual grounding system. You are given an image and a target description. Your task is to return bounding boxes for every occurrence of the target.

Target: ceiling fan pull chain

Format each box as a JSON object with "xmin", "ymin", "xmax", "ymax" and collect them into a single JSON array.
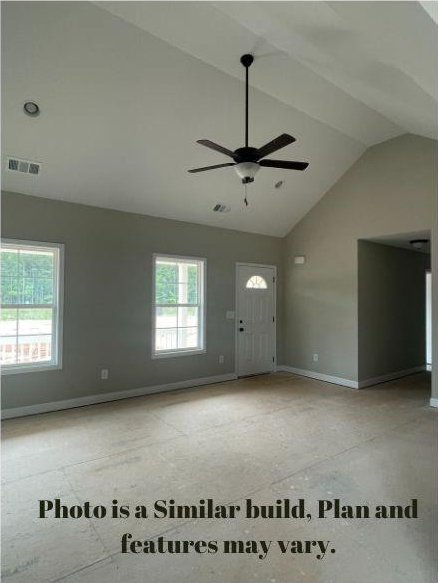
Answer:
[{"xmin": 244, "ymin": 182, "xmax": 249, "ymax": 207}]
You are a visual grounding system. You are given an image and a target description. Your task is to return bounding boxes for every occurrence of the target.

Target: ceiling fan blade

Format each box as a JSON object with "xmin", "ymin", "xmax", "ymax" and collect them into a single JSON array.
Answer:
[
  {"xmin": 197, "ymin": 140, "xmax": 235, "ymax": 158},
  {"xmin": 256, "ymin": 134, "xmax": 296, "ymax": 160},
  {"xmin": 188, "ymin": 163, "xmax": 235, "ymax": 173},
  {"xmin": 259, "ymin": 159, "xmax": 309, "ymax": 171}
]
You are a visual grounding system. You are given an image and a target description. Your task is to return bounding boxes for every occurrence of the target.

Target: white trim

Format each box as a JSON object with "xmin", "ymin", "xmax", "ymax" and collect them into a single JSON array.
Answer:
[
  {"xmin": 152, "ymin": 348, "xmax": 206, "ymax": 359},
  {"xmin": 277, "ymin": 365, "xmax": 427, "ymax": 390},
  {"xmin": 1, "ymin": 238, "xmax": 64, "ymax": 375},
  {"xmin": 151, "ymin": 253, "xmax": 206, "ymax": 358},
  {"xmin": 235, "ymin": 263, "xmax": 277, "ymax": 377},
  {"xmin": 1, "ymin": 372, "xmax": 237, "ymax": 419},
  {"xmin": 277, "ymin": 365, "xmax": 359, "ymax": 389},
  {"xmin": 357, "ymin": 366, "xmax": 426, "ymax": 388},
  {"xmin": 430, "ymin": 398, "xmax": 438, "ymax": 408}
]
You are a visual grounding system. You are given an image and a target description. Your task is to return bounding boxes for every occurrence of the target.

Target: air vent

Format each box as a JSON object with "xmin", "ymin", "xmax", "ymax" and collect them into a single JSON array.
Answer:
[
  {"xmin": 6, "ymin": 157, "xmax": 41, "ymax": 176},
  {"xmin": 213, "ymin": 203, "xmax": 230, "ymax": 213}
]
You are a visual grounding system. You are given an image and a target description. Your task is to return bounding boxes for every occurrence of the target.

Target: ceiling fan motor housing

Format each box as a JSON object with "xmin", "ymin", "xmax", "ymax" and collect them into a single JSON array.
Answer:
[{"xmin": 233, "ymin": 147, "xmax": 259, "ymax": 163}]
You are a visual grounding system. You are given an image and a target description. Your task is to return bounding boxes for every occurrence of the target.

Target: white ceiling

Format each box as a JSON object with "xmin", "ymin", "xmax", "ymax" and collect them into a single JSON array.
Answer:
[
  {"xmin": 368, "ymin": 230, "xmax": 431, "ymax": 254},
  {"xmin": 2, "ymin": 1, "xmax": 437, "ymax": 236}
]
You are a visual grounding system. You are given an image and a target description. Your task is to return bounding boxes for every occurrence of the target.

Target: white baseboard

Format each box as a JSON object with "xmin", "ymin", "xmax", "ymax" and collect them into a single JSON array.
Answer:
[
  {"xmin": 357, "ymin": 366, "xmax": 426, "ymax": 389},
  {"xmin": 1, "ymin": 373, "xmax": 238, "ymax": 420},
  {"xmin": 429, "ymin": 398, "xmax": 438, "ymax": 408},
  {"xmin": 277, "ymin": 366, "xmax": 359, "ymax": 389},
  {"xmin": 278, "ymin": 364, "xmax": 427, "ymax": 390}
]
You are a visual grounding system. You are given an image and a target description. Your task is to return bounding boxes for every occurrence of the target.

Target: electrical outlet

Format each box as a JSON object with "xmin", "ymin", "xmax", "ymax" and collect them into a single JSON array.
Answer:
[
  {"xmin": 313, "ymin": 354, "xmax": 319, "ymax": 362},
  {"xmin": 100, "ymin": 369, "xmax": 109, "ymax": 380},
  {"xmin": 219, "ymin": 355, "xmax": 225, "ymax": 364}
]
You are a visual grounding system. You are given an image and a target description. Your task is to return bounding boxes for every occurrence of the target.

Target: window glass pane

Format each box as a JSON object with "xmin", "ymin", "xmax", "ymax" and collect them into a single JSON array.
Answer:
[
  {"xmin": 187, "ymin": 265, "xmax": 198, "ymax": 304},
  {"xmin": 155, "ymin": 307, "xmax": 177, "ymax": 329},
  {"xmin": 0, "ymin": 308, "xmax": 18, "ymax": 336},
  {"xmin": 155, "ymin": 328, "xmax": 177, "ymax": 351},
  {"xmin": 20, "ymin": 277, "xmax": 54, "ymax": 304},
  {"xmin": 178, "ymin": 327, "xmax": 198, "ymax": 349},
  {"xmin": 1, "ymin": 276, "xmax": 19, "ymax": 305},
  {"xmin": 246, "ymin": 275, "xmax": 268, "ymax": 289},
  {"xmin": 0, "ymin": 337, "xmax": 17, "ymax": 365},
  {"xmin": 19, "ymin": 249, "xmax": 53, "ymax": 278},
  {"xmin": 1, "ymin": 249, "xmax": 19, "ymax": 277},
  {"xmin": 17, "ymin": 335, "xmax": 52, "ymax": 364},
  {"xmin": 155, "ymin": 262, "xmax": 178, "ymax": 303},
  {"xmin": 1, "ymin": 249, "xmax": 19, "ymax": 304},
  {"xmin": 178, "ymin": 306, "xmax": 198, "ymax": 328},
  {"xmin": 18, "ymin": 308, "xmax": 53, "ymax": 336}
]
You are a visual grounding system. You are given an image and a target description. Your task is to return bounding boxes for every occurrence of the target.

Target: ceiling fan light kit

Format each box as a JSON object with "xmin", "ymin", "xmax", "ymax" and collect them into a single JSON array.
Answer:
[{"xmin": 188, "ymin": 54, "xmax": 309, "ymax": 187}]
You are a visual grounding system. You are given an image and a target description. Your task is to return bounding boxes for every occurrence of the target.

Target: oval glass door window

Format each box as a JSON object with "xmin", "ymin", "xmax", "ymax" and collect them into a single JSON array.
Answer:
[{"xmin": 246, "ymin": 275, "xmax": 267, "ymax": 289}]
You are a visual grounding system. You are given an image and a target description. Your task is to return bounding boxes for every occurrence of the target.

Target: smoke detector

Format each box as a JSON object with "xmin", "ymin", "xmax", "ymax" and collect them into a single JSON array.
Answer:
[
  {"xmin": 6, "ymin": 157, "xmax": 41, "ymax": 176},
  {"xmin": 23, "ymin": 101, "xmax": 40, "ymax": 117}
]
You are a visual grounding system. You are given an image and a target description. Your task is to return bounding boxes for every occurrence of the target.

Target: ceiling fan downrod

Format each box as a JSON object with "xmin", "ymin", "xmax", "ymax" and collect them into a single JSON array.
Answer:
[{"xmin": 240, "ymin": 53, "xmax": 254, "ymax": 149}]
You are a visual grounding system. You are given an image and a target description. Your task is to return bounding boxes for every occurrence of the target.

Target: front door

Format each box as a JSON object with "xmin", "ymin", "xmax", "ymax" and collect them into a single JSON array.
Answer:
[{"xmin": 236, "ymin": 264, "xmax": 276, "ymax": 377}]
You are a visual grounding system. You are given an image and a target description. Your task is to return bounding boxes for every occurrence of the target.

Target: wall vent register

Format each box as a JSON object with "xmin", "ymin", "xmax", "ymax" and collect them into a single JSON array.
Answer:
[{"xmin": 6, "ymin": 157, "xmax": 41, "ymax": 176}]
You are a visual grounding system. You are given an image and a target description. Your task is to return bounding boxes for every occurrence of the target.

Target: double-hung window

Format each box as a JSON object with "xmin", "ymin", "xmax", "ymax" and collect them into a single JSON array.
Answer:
[
  {"xmin": 153, "ymin": 255, "xmax": 206, "ymax": 357},
  {"xmin": 1, "ymin": 239, "xmax": 64, "ymax": 373}
]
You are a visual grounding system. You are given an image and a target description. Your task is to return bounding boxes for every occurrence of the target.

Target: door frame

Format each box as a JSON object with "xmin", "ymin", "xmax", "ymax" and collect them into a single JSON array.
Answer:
[{"xmin": 235, "ymin": 262, "xmax": 277, "ymax": 377}]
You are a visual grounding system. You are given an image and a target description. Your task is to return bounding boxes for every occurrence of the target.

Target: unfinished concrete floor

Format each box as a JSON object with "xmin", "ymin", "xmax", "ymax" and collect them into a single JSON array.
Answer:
[{"xmin": 1, "ymin": 372, "xmax": 436, "ymax": 583}]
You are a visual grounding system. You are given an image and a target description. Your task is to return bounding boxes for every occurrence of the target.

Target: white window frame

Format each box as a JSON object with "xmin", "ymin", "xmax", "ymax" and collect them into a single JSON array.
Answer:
[
  {"xmin": 1, "ymin": 238, "xmax": 64, "ymax": 375},
  {"xmin": 152, "ymin": 253, "xmax": 206, "ymax": 359}
]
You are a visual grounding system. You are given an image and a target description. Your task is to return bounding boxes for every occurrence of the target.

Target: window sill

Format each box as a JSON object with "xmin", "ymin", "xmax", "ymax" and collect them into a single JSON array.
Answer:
[
  {"xmin": 152, "ymin": 349, "xmax": 206, "ymax": 359},
  {"xmin": 1, "ymin": 362, "xmax": 62, "ymax": 375}
]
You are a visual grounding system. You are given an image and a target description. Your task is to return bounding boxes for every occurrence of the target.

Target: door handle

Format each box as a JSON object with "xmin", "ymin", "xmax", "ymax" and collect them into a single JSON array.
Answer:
[{"xmin": 239, "ymin": 327, "xmax": 244, "ymax": 332}]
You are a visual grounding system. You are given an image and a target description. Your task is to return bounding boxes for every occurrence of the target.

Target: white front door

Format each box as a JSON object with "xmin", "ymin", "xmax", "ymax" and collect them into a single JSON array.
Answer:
[{"xmin": 236, "ymin": 264, "xmax": 276, "ymax": 377}]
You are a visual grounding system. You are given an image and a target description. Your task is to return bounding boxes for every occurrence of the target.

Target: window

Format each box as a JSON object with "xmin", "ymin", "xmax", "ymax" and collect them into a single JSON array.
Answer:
[
  {"xmin": 1, "ymin": 239, "xmax": 63, "ymax": 373},
  {"xmin": 153, "ymin": 255, "xmax": 205, "ymax": 357},
  {"xmin": 246, "ymin": 275, "xmax": 267, "ymax": 289}
]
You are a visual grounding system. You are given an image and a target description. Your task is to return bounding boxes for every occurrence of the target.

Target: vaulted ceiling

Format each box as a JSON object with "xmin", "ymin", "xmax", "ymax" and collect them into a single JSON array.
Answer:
[{"xmin": 2, "ymin": 1, "xmax": 437, "ymax": 236}]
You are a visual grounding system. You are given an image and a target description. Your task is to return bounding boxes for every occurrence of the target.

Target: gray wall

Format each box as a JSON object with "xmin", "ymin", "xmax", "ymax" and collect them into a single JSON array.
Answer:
[
  {"xmin": 358, "ymin": 241, "xmax": 428, "ymax": 381},
  {"xmin": 1, "ymin": 191, "xmax": 283, "ymax": 410},
  {"xmin": 283, "ymin": 134, "xmax": 436, "ymax": 382},
  {"xmin": 433, "ymin": 159, "xmax": 438, "ymax": 402}
]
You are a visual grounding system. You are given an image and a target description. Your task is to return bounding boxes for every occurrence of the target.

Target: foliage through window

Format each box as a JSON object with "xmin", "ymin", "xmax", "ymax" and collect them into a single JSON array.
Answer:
[
  {"xmin": 153, "ymin": 255, "xmax": 205, "ymax": 356},
  {"xmin": 246, "ymin": 275, "xmax": 267, "ymax": 289},
  {"xmin": 1, "ymin": 240, "xmax": 63, "ymax": 372}
]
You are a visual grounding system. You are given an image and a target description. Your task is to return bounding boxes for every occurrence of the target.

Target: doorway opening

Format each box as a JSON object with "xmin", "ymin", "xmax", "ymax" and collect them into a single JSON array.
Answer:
[{"xmin": 358, "ymin": 231, "xmax": 431, "ymax": 393}]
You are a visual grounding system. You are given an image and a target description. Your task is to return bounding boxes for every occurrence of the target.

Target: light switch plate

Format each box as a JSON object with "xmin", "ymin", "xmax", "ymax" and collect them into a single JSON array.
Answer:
[
  {"xmin": 294, "ymin": 256, "xmax": 306, "ymax": 264},
  {"xmin": 226, "ymin": 311, "xmax": 235, "ymax": 319}
]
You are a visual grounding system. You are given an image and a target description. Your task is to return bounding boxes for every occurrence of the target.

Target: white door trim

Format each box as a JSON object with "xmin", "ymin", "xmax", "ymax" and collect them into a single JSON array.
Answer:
[{"xmin": 235, "ymin": 262, "xmax": 277, "ymax": 377}]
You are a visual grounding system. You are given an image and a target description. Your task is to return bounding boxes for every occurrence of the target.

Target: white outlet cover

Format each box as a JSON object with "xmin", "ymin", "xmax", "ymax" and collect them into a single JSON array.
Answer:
[
  {"xmin": 294, "ymin": 256, "xmax": 306, "ymax": 264},
  {"xmin": 226, "ymin": 311, "xmax": 235, "ymax": 319}
]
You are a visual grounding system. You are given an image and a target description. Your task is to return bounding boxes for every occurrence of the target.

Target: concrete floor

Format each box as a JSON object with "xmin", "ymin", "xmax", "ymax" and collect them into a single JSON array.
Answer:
[{"xmin": 1, "ymin": 372, "xmax": 436, "ymax": 583}]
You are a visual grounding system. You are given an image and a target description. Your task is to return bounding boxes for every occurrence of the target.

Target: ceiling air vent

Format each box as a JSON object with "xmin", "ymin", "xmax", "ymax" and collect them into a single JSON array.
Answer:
[
  {"xmin": 6, "ymin": 157, "xmax": 41, "ymax": 176},
  {"xmin": 213, "ymin": 203, "xmax": 230, "ymax": 213}
]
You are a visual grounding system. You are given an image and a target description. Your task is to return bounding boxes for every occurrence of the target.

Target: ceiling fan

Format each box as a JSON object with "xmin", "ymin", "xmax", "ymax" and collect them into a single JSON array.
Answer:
[{"xmin": 188, "ymin": 54, "xmax": 309, "ymax": 184}]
